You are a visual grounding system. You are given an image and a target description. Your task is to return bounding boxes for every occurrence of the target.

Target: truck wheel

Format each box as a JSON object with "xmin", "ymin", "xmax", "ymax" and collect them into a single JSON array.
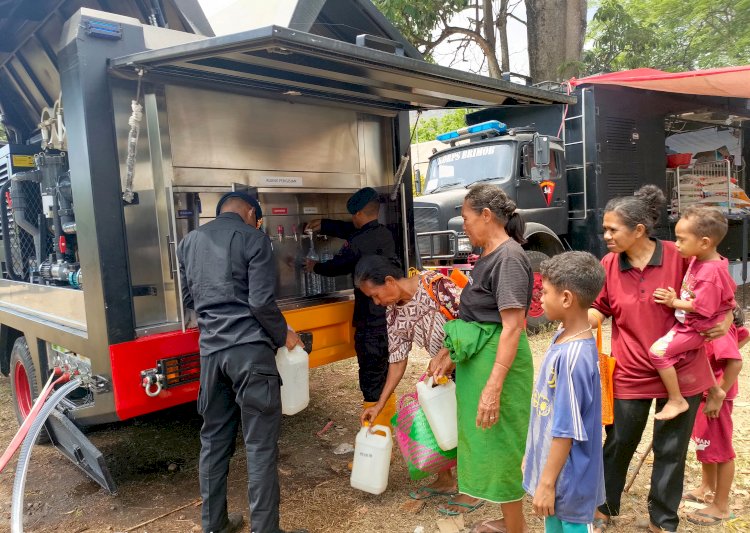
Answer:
[
  {"xmin": 525, "ymin": 250, "xmax": 551, "ymax": 333},
  {"xmin": 9, "ymin": 336, "xmax": 49, "ymax": 442}
]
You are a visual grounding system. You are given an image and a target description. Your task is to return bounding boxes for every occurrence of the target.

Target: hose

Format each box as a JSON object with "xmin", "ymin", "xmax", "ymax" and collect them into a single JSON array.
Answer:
[
  {"xmin": 11, "ymin": 378, "xmax": 82, "ymax": 533},
  {"xmin": 122, "ymin": 97, "xmax": 143, "ymax": 204},
  {"xmin": 0, "ymin": 370, "xmax": 66, "ymax": 473}
]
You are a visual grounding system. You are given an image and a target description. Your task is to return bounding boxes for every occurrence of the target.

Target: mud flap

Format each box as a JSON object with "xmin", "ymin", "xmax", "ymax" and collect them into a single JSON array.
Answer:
[{"xmin": 44, "ymin": 409, "xmax": 117, "ymax": 494}]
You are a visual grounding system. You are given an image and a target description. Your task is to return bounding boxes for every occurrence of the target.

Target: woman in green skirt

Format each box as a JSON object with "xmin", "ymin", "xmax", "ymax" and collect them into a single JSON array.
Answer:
[{"xmin": 430, "ymin": 184, "xmax": 534, "ymax": 533}]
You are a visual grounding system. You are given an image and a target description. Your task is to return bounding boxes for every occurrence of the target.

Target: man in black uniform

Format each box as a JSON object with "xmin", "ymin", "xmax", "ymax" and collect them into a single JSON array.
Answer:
[
  {"xmin": 305, "ymin": 187, "xmax": 398, "ymax": 425},
  {"xmin": 178, "ymin": 191, "xmax": 307, "ymax": 533}
]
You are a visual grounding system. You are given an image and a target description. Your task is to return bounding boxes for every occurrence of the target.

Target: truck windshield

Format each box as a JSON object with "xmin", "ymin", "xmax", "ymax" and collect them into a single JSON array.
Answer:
[{"xmin": 424, "ymin": 143, "xmax": 514, "ymax": 194}]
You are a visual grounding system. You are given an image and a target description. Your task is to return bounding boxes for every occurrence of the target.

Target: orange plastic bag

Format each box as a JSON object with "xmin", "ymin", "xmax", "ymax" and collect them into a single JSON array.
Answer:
[{"xmin": 597, "ymin": 318, "xmax": 616, "ymax": 426}]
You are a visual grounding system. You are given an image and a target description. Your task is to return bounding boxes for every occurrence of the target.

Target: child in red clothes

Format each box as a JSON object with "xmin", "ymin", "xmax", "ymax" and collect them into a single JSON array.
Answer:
[
  {"xmin": 684, "ymin": 307, "xmax": 747, "ymax": 526},
  {"xmin": 651, "ymin": 207, "xmax": 737, "ymax": 420}
]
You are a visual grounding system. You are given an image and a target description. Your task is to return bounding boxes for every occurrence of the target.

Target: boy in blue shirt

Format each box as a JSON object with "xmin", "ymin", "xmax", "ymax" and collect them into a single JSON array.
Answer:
[{"xmin": 523, "ymin": 251, "xmax": 606, "ymax": 532}]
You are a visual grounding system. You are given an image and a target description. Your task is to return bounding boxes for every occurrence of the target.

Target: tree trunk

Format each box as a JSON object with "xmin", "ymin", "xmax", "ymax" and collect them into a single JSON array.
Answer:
[
  {"xmin": 496, "ymin": 0, "xmax": 510, "ymax": 73},
  {"xmin": 526, "ymin": 0, "xmax": 587, "ymax": 83},
  {"xmin": 481, "ymin": 0, "xmax": 502, "ymax": 78}
]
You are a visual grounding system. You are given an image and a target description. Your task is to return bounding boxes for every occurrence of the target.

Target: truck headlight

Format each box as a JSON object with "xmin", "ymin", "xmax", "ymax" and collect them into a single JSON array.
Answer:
[{"xmin": 457, "ymin": 237, "xmax": 472, "ymax": 253}]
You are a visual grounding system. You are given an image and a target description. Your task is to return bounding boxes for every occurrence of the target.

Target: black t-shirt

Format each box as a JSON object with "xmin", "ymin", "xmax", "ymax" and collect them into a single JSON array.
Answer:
[{"xmin": 459, "ymin": 239, "xmax": 533, "ymax": 324}]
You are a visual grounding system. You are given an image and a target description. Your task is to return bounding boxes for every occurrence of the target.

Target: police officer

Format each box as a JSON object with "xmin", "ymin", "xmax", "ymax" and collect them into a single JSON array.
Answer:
[
  {"xmin": 305, "ymin": 187, "xmax": 398, "ymax": 425},
  {"xmin": 178, "ymin": 191, "xmax": 307, "ymax": 533}
]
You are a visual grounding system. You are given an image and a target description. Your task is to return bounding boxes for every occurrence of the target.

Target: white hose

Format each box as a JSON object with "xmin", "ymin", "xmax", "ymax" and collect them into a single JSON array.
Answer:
[
  {"xmin": 11, "ymin": 378, "xmax": 82, "ymax": 533},
  {"xmin": 122, "ymin": 100, "xmax": 143, "ymax": 203}
]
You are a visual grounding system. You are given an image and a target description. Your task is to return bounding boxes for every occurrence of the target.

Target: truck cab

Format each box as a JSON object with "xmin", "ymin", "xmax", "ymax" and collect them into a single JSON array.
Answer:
[{"xmin": 414, "ymin": 121, "xmax": 568, "ymax": 328}]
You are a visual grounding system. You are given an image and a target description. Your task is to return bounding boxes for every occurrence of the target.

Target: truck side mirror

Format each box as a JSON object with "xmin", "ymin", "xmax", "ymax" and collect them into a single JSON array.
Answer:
[
  {"xmin": 414, "ymin": 169, "xmax": 422, "ymax": 195},
  {"xmin": 530, "ymin": 134, "xmax": 550, "ymax": 183}
]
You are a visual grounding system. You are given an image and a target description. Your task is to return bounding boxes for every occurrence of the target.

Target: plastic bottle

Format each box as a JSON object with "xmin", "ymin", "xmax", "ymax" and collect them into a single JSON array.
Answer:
[
  {"xmin": 320, "ymin": 251, "xmax": 335, "ymax": 293},
  {"xmin": 416, "ymin": 376, "xmax": 458, "ymax": 451},
  {"xmin": 350, "ymin": 424, "xmax": 392, "ymax": 495},
  {"xmin": 304, "ymin": 231, "xmax": 322, "ymax": 295},
  {"xmin": 275, "ymin": 345, "xmax": 310, "ymax": 415}
]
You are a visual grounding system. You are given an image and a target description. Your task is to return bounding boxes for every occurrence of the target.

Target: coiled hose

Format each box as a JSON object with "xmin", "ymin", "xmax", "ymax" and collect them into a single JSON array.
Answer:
[{"xmin": 11, "ymin": 378, "xmax": 82, "ymax": 533}]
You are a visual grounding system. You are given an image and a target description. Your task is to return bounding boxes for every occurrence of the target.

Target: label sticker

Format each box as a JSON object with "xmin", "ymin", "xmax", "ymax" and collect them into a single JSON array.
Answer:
[
  {"xmin": 259, "ymin": 176, "xmax": 304, "ymax": 187},
  {"xmin": 303, "ymin": 206, "xmax": 319, "ymax": 214},
  {"xmin": 11, "ymin": 155, "xmax": 35, "ymax": 168},
  {"xmin": 271, "ymin": 207, "xmax": 289, "ymax": 215},
  {"xmin": 177, "ymin": 209, "xmax": 194, "ymax": 217},
  {"xmin": 540, "ymin": 180, "xmax": 556, "ymax": 206}
]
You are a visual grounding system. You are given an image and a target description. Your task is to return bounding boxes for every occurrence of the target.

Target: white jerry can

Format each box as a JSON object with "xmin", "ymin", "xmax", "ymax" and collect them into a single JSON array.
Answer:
[
  {"xmin": 416, "ymin": 376, "xmax": 458, "ymax": 451},
  {"xmin": 350, "ymin": 424, "xmax": 392, "ymax": 495},
  {"xmin": 275, "ymin": 346, "xmax": 310, "ymax": 415}
]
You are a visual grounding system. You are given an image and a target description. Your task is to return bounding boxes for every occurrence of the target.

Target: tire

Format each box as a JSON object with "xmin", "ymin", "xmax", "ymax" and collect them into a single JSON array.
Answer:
[
  {"xmin": 525, "ymin": 250, "xmax": 551, "ymax": 333},
  {"xmin": 9, "ymin": 336, "xmax": 50, "ymax": 443}
]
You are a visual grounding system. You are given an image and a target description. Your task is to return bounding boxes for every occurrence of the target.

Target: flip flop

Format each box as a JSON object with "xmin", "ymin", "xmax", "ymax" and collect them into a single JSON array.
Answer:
[
  {"xmin": 681, "ymin": 492, "xmax": 713, "ymax": 504},
  {"xmin": 437, "ymin": 498, "xmax": 485, "ymax": 516},
  {"xmin": 408, "ymin": 486, "xmax": 458, "ymax": 500},
  {"xmin": 469, "ymin": 519, "xmax": 506, "ymax": 533},
  {"xmin": 686, "ymin": 511, "xmax": 734, "ymax": 527}
]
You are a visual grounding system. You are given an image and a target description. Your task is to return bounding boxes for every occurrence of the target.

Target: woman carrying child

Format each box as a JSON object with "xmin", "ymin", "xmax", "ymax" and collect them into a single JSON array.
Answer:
[
  {"xmin": 650, "ymin": 206, "xmax": 738, "ymax": 420},
  {"xmin": 430, "ymin": 184, "xmax": 533, "ymax": 533},
  {"xmin": 588, "ymin": 185, "xmax": 730, "ymax": 533},
  {"xmin": 355, "ymin": 255, "xmax": 461, "ymax": 499}
]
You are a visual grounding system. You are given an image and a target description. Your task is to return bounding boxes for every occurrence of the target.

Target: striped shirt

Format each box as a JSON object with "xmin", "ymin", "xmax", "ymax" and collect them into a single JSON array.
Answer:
[
  {"xmin": 386, "ymin": 271, "xmax": 461, "ymax": 363},
  {"xmin": 523, "ymin": 333, "xmax": 604, "ymax": 524}
]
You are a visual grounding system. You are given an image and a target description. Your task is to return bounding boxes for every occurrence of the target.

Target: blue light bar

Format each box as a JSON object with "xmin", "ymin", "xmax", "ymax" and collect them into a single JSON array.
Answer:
[
  {"xmin": 436, "ymin": 130, "xmax": 460, "ymax": 142},
  {"xmin": 467, "ymin": 120, "xmax": 507, "ymax": 135},
  {"xmin": 436, "ymin": 120, "xmax": 508, "ymax": 143}
]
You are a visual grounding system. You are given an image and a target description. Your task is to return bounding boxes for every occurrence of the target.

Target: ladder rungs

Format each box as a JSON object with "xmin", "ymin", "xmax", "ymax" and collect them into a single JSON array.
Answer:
[
  {"xmin": 566, "ymin": 165, "xmax": 585, "ymax": 170},
  {"xmin": 565, "ymin": 114, "xmax": 583, "ymax": 121},
  {"xmin": 567, "ymin": 192, "xmax": 585, "ymax": 196},
  {"xmin": 565, "ymin": 141, "xmax": 583, "ymax": 146}
]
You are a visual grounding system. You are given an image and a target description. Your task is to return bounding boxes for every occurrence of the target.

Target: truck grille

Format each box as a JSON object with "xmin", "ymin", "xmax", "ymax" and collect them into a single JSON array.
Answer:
[{"xmin": 414, "ymin": 205, "xmax": 452, "ymax": 259}]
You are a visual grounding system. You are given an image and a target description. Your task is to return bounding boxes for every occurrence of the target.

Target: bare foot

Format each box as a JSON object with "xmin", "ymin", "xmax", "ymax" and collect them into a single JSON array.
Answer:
[
  {"xmin": 592, "ymin": 511, "xmax": 611, "ymax": 533},
  {"xmin": 655, "ymin": 398, "xmax": 689, "ymax": 420}
]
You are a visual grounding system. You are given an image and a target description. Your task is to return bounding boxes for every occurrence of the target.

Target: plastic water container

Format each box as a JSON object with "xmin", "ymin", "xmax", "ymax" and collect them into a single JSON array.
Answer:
[
  {"xmin": 275, "ymin": 346, "xmax": 310, "ymax": 415},
  {"xmin": 350, "ymin": 424, "xmax": 392, "ymax": 495},
  {"xmin": 416, "ymin": 376, "xmax": 458, "ymax": 451}
]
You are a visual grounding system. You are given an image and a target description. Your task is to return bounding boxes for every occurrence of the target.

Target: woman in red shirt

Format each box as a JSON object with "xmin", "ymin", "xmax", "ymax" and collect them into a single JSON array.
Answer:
[{"xmin": 588, "ymin": 185, "xmax": 730, "ymax": 533}]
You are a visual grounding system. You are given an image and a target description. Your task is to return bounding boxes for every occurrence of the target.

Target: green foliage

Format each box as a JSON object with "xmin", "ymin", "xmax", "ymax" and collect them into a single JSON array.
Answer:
[
  {"xmin": 372, "ymin": 0, "xmax": 469, "ymax": 56},
  {"xmin": 584, "ymin": 0, "xmax": 750, "ymax": 74},
  {"xmin": 413, "ymin": 109, "xmax": 468, "ymax": 142}
]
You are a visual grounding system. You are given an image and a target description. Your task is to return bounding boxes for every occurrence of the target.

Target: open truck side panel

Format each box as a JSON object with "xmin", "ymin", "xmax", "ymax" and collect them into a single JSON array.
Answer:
[{"xmin": 0, "ymin": 1, "xmax": 572, "ymax": 491}]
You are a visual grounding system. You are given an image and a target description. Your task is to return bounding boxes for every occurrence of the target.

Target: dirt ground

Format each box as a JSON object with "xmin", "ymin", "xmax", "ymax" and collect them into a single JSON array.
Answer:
[{"xmin": 1, "ymin": 322, "xmax": 750, "ymax": 533}]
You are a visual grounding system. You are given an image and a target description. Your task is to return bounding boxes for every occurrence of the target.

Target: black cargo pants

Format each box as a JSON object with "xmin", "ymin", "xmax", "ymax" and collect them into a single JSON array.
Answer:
[
  {"xmin": 198, "ymin": 343, "xmax": 282, "ymax": 533},
  {"xmin": 598, "ymin": 394, "xmax": 702, "ymax": 532},
  {"xmin": 354, "ymin": 326, "xmax": 389, "ymax": 402}
]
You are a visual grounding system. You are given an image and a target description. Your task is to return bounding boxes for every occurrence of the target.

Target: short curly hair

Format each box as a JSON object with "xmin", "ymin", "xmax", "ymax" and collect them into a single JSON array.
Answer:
[
  {"xmin": 680, "ymin": 206, "xmax": 728, "ymax": 243},
  {"xmin": 540, "ymin": 251, "xmax": 605, "ymax": 308}
]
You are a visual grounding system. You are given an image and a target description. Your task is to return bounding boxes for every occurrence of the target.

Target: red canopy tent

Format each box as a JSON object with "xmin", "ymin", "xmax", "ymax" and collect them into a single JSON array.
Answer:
[{"xmin": 570, "ymin": 65, "xmax": 750, "ymax": 99}]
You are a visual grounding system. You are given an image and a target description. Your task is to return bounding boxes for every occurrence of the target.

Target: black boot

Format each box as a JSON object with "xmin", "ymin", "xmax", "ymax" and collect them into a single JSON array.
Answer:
[{"xmin": 221, "ymin": 513, "xmax": 245, "ymax": 533}]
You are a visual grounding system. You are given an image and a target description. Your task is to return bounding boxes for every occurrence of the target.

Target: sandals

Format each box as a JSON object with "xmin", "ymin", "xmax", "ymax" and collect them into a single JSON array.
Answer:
[
  {"xmin": 437, "ymin": 498, "xmax": 485, "ymax": 516},
  {"xmin": 681, "ymin": 491, "xmax": 714, "ymax": 504},
  {"xmin": 686, "ymin": 511, "xmax": 734, "ymax": 527},
  {"xmin": 469, "ymin": 519, "xmax": 506, "ymax": 533},
  {"xmin": 408, "ymin": 486, "xmax": 458, "ymax": 500}
]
